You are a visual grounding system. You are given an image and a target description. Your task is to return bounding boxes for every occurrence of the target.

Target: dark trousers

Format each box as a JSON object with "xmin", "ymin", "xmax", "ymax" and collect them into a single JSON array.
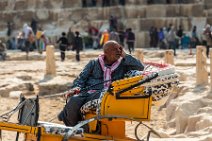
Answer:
[
  {"xmin": 58, "ymin": 91, "xmax": 101, "ymax": 126},
  {"xmin": 76, "ymin": 50, "xmax": 80, "ymax": 61},
  {"xmin": 127, "ymin": 42, "xmax": 134, "ymax": 54},
  {"xmin": 60, "ymin": 51, "xmax": 65, "ymax": 61}
]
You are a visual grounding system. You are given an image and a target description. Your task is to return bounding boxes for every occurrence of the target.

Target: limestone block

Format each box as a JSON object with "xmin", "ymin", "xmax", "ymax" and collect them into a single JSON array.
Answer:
[
  {"xmin": 135, "ymin": 49, "xmax": 144, "ymax": 61},
  {"xmin": 179, "ymin": 4, "xmax": 203, "ymax": 17},
  {"xmin": 63, "ymin": 0, "xmax": 81, "ymax": 8},
  {"xmin": 175, "ymin": 108, "xmax": 188, "ymax": 133},
  {"xmin": 207, "ymin": 17, "xmax": 212, "ymax": 25},
  {"xmin": 135, "ymin": 32, "xmax": 146, "ymax": 48},
  {"xmin": 38, "ymin": 76, "xmax": 70, "ymax": 95},
  {"xmin": 185, "ymin": 114, "xmax": 201, "ymax": 133},
  {"xmin": 191, "ymin": 4, "xmax": 204, "ymax": 17},
  {"xmin": 36, "ymin": 10, "xmax": 50, "ymax": 21},
  {"xmin": 46, "ymin": 45, "xmax": 56, "ymax": 76},
  {"xmin": 124, "ymin": 19, "xmax": 140, "ymax": 31},
  {"xmin": 205, "ymin": 0, "xmax": 212, "ymax": 5},
  {"xmin": 85, "ymin": 8, "xmax": 101, "ymax": 21},
  {"xmin": 196, "ymin": 46, "xmax": 208, "ymax": 85},
  {"xmin": 125, "ymin": 6, "xmax": 146, "ymax": 19},
  {"xmin": 16, "ymin": 11, "xmax": 34, "ymax": 21},
  {"xmin": 196, "ymin": 114, "xmax": 212, "ymax": 130},
  {"xmin": 0, "ymin": 12, "xmax": 14, "ymax": 24},
  {"xmin": 146, "ymin": 5, "xmax": 166, "ymax": 18},
  {"xmin": 101, "ymin": 7, "xmax": 122, "ymax": 20},
  {"xmin": 49, "ymin": 0, "xmax": 63, "ymax": 9},
  {"xmin": 36, "ymin": 0, "xmax": 54, "ymax": 9},
  {"xmin": 48, "ymin": 11, "xmax": 59, "ymax": 21},
  {"xmin": 181, "ymin": 18, "xmax": 192, "ymax": 31},
  {"xmin": 68, "ymin": 9, "xmax": 87, "ymax": 22},
  {"xmin": 27, "ymin": 0, "xmax": 36, "ymax": 10},
  {"xmin": 0, "ymin": 1, "xmax": 7, "ymax": 11},
  {"xmin": 126, "ymin": 0, "xmax": 146, "ymax": 5},
  {"xmin": 140, "ymin": 18, "xmax": 180, "ymax": 31},
  {"xmin": 164, "ymin": 50, "xmax": 174, "ymax": 65},
  {"xmin": 5, "ymin": 0, "xmax": 16, "ymax": 11},
  {"xmin": 166, "ymin": 5, "xmax": 181, "ymax": 17},
  {"xmin": 14, "ymin": 0, "xmax": 28, "ymax": 10}
]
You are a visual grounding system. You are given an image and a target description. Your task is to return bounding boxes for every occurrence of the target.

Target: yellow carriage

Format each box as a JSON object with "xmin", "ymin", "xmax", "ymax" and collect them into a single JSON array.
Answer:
[{"xmin": 0, "ymin": 63, "xmax": 178, "ymax": 141}]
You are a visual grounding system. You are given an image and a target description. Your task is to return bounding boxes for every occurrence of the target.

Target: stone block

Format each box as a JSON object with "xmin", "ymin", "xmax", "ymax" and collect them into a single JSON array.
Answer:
[
  {"xmin": 191, "ymin": 4, "xmax": 204, "ymax": 17},
  {"xmin": 205, "ymin": 0, "xmax": 212, "ymax": 5},
  {"xmin": 0, "ymin": 12, "xmax": 14, "ymax": 23},
  {"xmin": 135, "ymin": 31, "xmax": 146, "ymax": 48},
  {"xmin": 48, "ymin": 11, "xmax": 59, "ymax": 21},
  {"xmin": 14, "ymin": 0, "xmax": 28, "ymax": 10},
  {"xmin": 179, "ymin": 4, "xmax": 204, "ymax": 17},
  {"xmin": 0, "ymin": 1, "xmax": 7, "ymax": 11},
  {"xmin": 126, "ymin": 0, "xmax": 146, "ymax": 5},
  {"xmin": 35, "ymin": 0, "xmax": 53, "ymax": 9},
  {"xmin": 125, "ymin": 6, "xmax": 146, "ymax": 18},
  {"xmin": 146, "ymin": 5, "xmax": 166, "ymax": 18},
  {"xmin": 124, "ymin": 19, "xmax": 140, "ymax": 31},
  {"xmin": 63, "ymin": 0, "xmax": 80, "ymax": 8},
  {"xmin": 16, "ymin": 11, "xmax": 34, "ymax": 21},
  {"xmin": 101, "ymin": 7, "xmax": 123, "ymax": 20},
  {"xmin": 49, "ymin": 0, "xmax": 63, "ymax": 9},
  {"xmin": 166, "ymin": 5, "xmax": 181, "ymax": 17},
  {"xmin": 36, "ymin": 10, "xmax": 50, "ymax": 21}
]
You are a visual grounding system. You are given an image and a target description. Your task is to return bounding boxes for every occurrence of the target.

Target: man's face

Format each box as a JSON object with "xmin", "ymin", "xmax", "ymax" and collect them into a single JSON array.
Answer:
[{"xmin": 105, "ymin": 44, "xmax": 123, "ymax": 63}]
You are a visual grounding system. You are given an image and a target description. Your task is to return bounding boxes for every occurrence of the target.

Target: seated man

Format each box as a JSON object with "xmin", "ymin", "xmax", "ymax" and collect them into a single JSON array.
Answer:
[{"xmin": 58, "ymin": 40, "xmax": 144, "ymax": 126}]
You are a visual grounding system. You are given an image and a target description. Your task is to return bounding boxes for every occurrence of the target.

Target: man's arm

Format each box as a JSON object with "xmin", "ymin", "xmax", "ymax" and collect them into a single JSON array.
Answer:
[
  {"xmin": 72, "ymin": 60, "xmax": 95, "ymax": 89},
  {"xmin": 123, "ymin": 54, "xmax": 144, "ymax": 71}
]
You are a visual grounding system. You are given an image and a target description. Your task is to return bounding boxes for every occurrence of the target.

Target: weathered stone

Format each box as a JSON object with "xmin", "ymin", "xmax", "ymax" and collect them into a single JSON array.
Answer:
[
  {"xmin": 146, "ymin": 5, "xmax": 166, "ymax": 18},
  {"xmin": 166, "ymin": 5, "xmax": 181, "ymax": 17},
  {"xmin": 0, "ymin": 1, "xmax": 7, "ymax": 11},
  {"xmin": 14, "ymin": 0, "xmax": 28, "ymax": 10},
  {"xmin": 36, "ymin": 10, "xmax": 50, "ymax": 21},
  {"xmin": 126, "ymin": 0, "xmax": 146, "ymax": 5},
  {"xmin": 125, "ymin": 6, "xmax": 146, "ymax": 18},
  {"xmin": 63, "ymin": 0, "xmax": 80, "ymax": 8},
  {"xmin": 16, "ymin": 11, "xmax": 34, "ymax": 21},
  {"xmin": 135, "ymin": 32, "xmax": 149, "ymax": 48}
]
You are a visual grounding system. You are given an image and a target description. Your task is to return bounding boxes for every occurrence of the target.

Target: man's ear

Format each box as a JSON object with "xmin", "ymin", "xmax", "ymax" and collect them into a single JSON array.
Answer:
[{"xmin": 121, "ymin": 49, "xmax": 126, "ymax": 58}]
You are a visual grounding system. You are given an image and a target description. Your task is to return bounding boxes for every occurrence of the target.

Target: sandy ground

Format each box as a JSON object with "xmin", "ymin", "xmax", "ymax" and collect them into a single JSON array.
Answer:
[{"xmin": 0, "ymin": 48, "xmax": 211, "ymax": 141}]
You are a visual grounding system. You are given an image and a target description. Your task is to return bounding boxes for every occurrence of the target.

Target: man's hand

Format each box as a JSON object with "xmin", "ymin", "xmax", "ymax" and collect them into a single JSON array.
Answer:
[{"xmin": 63, "ymin": 87, "xmax": 81, "ymax": 99}]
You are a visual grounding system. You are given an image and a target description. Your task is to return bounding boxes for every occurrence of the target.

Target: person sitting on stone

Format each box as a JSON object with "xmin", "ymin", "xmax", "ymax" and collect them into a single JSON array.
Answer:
[{"xmin": 58, "ymin": 40, "xmax": 144, "ymax": 127}]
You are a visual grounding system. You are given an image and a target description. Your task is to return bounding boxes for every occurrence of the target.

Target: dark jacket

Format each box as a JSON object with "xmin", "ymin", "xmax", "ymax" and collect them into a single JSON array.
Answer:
[{"xmin": 72, "ymin": 54, "xmax": 144, "ymax": 90}]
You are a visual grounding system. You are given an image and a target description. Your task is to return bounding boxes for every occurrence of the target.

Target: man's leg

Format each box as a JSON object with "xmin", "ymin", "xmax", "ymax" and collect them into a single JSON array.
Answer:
[{"xmin": 58, "ymin": 95, "xmax": 87, "ymax": 126}]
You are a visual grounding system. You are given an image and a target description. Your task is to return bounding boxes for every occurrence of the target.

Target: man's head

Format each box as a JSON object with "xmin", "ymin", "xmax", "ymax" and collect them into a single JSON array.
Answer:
[{"xmin": 103, "ymin": 41, "xmax": 123, "ymax": 65}]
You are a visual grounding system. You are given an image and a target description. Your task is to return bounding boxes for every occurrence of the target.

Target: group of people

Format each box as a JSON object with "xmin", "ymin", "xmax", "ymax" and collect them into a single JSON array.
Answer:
[
  {"xmin": 149, "ymin": 23, "xmax": 212, "ymax": 57},
  {"xmin": 6, "ymin": 19, "xmax": 49, "ymax": 56},
  {"xmin": 57, "ymin": 28, "xmax": 83, "ymax": 62}
]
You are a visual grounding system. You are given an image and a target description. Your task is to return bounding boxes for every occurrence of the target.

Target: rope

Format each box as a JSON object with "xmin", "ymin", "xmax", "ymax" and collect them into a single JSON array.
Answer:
[{"xmin": 0, "ymin": 100, "xmax": 26, "ymax": 122}]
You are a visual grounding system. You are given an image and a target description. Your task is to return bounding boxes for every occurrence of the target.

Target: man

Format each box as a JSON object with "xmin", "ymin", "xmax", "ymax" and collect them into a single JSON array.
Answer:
[
  {"xmin": 57, "ymin": 32, "xmax": 69, "ymax": 61},
  {"xmin": 72, "ymin": 31, "xmax": 83, "ymax": 61},
  {"xmin": 58, "ymin": 40, "xmax": 144, "ymax": 126},
  {"xmin": 126, "ymin": 28, "xmax": 135, "ymax": 54}
]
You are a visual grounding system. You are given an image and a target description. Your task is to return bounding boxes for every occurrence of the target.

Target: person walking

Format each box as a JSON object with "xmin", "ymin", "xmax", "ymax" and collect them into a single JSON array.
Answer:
[
  {"xmin": 126, "ymin": 28, "xmax": 135, "ymax": 54},
  {"xmin": 73, "ymin": 31, "xmax": 83, "ymax": 61},
  {"xmin": 57, "ymin": 32, "xmax": 69, "ymax": 61}
]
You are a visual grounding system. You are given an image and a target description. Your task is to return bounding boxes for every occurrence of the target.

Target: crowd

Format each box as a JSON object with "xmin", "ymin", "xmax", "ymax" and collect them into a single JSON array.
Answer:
[
  {"xmin": 149, "ymin": 23, "xmax": 212, "ymax": 57},
  {"xmin": 1, "ymin": 15, "xmax": 135, "ymax": 61}
]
